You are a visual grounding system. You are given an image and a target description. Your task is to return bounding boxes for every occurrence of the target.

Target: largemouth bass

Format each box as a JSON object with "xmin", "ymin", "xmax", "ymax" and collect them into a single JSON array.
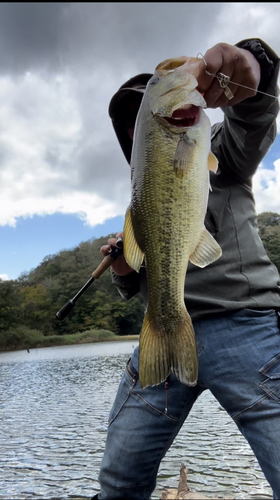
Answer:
[{"xmin": 123, "ymin": 56, "xmax": 222, "ymax": 388}]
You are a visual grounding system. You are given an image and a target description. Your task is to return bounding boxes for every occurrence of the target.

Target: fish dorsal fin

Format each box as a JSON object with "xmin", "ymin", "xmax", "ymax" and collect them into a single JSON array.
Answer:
[
  {"xmin": 189, "ymin": 227, "xmax": 222, "ymax": 268},
  {"xmin": 208, "ymin": 151, "xmax": 218, "ymax": 172},
  {"xmin": 123, "ymin": 205, "xmax": 145, "ymax": 272}
]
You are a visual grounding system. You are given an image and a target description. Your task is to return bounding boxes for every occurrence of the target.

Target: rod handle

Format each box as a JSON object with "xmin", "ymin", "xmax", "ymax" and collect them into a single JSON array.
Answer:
[
  {"xmin": 92, "ymin": 238, "xmax": 123, "ymax": 279},
  {"xmin": 55, "ymin": 238, "xmax": 123, "ymax": 321},
  {"xmin": 92, "ymin": 254, "xmax": 115, "ymax": 279}
]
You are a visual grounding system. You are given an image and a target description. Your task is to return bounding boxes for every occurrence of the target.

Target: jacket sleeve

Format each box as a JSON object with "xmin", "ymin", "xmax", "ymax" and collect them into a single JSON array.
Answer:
[
  {"xmin": 111, "ymin": 269, "xmax": 141, "ymax": 300},
  {"xmin": 211, "ymin": 40, "xmax": 280, "ymax": 183}
]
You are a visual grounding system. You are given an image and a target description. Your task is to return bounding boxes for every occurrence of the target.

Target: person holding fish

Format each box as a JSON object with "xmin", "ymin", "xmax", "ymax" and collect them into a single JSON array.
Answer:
[{"xmin": 93, "ymin": 38, "xmax": 280, "ymax": 500}]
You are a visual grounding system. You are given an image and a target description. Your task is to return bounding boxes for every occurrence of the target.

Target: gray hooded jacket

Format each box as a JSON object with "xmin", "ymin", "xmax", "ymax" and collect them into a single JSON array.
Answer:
[{"xmin": 109, "ymin": 39, "xmax": 280, "ymax": 321}]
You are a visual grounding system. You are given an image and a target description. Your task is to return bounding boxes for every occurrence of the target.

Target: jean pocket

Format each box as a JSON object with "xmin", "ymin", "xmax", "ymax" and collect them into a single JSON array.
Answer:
[
  {"xmin": 243, "ymin": 308, "xmax": 276, "ymax": 316},
  {"xmin": 108, "ymin": 359, "xmax": 137, "ymax": 426},
  {"xmin": 259, "ymin": 352, "xmax": 280, "ymax": 403}
]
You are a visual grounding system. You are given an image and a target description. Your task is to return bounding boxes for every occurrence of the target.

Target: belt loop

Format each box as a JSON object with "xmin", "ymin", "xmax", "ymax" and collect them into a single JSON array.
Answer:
[{"xmin": 127, "ymin": 358, "xmax": 139, "ymax": 384}]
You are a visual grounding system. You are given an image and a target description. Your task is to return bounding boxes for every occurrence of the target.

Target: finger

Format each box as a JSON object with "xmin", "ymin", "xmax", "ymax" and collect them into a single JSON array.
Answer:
[
  {"xmin": 204, "ymin": 59, "xmax": 236, "ymax": 108},
  {"xmin": 217, "ymin": 68, "xmax": 241, "ymax": 107},
  {"xmin": 199, "ymin": 44, "xmax": 261, "ymax": 108},
  {"xmin": 100, "ymin": 244, "xmax": 110, "ymax": 256},
  {"xmin": 108, "ymin": 232, "xmax": 123, "ymax": 245},
  {"xmin": 215, "ymin": 50, "xmax": 255, "ymax": 107},
  {"xmin": 199, "ymin": 43, "xmax": 246, "ymax": 107},
  {"xmin": 108, "ymin": 236, "xmax": 124, "ymax": 252},
  {"xmin": 196, "ymin": 59, "xmax": 215, "ymax": 94},
  {"xmin": 107, "ymin": 237, "xmax": 118, "ymax": 248},
  {"xmin": 212, "ymin": 61, "xmax": 256, "ymax": 108},
  {"xmin": 196, "ymin": 45, "xmax": 224, "ymax": 96},
  {"xmin": 225, "ymin": 71, "xmax": 257, "ymax": 104},
  {"xmin": 203, "ymin": 77, "xmax": 232, "ymax": 108}
]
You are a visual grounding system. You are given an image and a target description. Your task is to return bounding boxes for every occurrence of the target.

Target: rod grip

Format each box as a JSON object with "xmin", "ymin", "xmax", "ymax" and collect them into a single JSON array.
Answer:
[
  {"xmin": 92, "ymin": 255, "xmax": 114, "ymax": 279},
  {"xmin": 92, "ymin": 238, "xmax": 123, "ymax": 279},
  {"xmin": 55, "ymin": 238, "xmax": 123, "ymax": 321}
]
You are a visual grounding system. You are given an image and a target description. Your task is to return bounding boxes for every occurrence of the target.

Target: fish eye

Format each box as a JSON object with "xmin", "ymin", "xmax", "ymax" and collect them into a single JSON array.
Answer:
[{"xmin": 149, "ymin": 77, "xmax": 159, "ymax": 85}]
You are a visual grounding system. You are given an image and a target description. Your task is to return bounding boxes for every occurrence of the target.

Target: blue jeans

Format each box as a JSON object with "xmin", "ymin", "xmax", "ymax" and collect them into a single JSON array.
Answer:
[{"xmin": 98, "ymin": 309, "xmax": 280, "ymax": 499}]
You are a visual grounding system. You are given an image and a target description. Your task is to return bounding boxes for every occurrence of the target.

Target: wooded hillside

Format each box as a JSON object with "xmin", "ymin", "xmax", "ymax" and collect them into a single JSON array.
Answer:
[
  {"xmin": 0, "ymin": 235, "xmax": 145, "ymax": 343},
  {"xmin": 0, "ymin": 212, "xmax": 279, "ymax": 348}
]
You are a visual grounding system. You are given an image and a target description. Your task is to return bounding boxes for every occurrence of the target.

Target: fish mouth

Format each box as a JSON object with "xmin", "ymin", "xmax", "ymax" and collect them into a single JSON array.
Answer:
[{"xmin": 164, "ymin": 105, "xmax": 200, "ymax": 128}]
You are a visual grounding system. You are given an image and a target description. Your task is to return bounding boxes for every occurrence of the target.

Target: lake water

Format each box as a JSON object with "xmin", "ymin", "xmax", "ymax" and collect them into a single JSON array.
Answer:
[{"xmin": 0, "ymin": 341, "xmax": 272, "ymax": 500}]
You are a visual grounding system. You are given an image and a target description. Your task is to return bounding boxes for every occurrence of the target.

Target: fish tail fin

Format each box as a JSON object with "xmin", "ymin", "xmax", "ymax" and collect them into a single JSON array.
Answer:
[
  {"xmin": 171, "ymin": 310, "xmax": 198, "ymax": 387},
  {"xmin": 139, "ymin": 309, "xmax": 198, "ymax": 388},
  {"xmin": 139, "ymin": 311, "xmax": 170, "ymax": 388}
]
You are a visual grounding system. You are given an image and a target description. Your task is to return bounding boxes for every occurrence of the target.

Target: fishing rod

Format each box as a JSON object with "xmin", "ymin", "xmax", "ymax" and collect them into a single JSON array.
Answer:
[{"xmin": 55, "ymin": 238, "xmax": 123, "ymax": 321}]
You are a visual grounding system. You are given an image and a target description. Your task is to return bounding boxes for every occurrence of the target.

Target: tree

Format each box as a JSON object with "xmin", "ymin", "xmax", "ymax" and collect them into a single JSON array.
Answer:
[
  {"xmin": 0, "ymin": 280, "xmax": 23, "ymax": 331},
  {"xmin": 257, "ymin": 211, "xmax": 280, "ymax": 272},
  {"xmin": 19, "ymin": 283, "xmax": 52, "ymax": 334},
  {"xmin": 112, "ymin": 297, "xmax": 145, "ymax": 335},
  {"xmin": 6, "ymin": 212, "xmax": 279, "ymax": 340}
]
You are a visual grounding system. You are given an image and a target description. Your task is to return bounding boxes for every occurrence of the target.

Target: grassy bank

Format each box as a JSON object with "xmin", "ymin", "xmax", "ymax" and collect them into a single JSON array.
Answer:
[{"xmin": 0, "ymin": 326, "xmax": 139, "ymax": 352}]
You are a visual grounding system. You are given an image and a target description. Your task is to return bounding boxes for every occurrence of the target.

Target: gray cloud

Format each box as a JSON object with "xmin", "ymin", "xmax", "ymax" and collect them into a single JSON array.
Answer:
[
  {"xmin": 0, "ymin": 3, "xmax": 223, "ymax": 76},
  {"xmin": 0, "ymin": 2, "xmax": 279, "ymax": 228},
  {"xmin": 74, "ymin": 137, "xmax": 129, "ymax": 192},
  {"xmin": 0, "ymin": 3, "xmax": 69, "ymax": 75}
]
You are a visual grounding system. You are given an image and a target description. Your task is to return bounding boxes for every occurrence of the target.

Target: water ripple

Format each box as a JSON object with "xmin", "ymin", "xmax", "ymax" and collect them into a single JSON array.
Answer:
[{"xmin": 0, "ymin": 342, "xmax": 272, "ymax": 500}]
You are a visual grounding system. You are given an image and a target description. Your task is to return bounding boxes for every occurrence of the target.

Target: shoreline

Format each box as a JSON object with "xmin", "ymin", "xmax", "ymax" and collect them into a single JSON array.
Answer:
[{"xmin": 0, "ymin": 334, "xmax": 139, "ymax": 353}]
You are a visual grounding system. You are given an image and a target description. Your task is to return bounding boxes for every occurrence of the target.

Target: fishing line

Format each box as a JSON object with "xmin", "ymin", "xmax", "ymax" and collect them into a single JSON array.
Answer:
[{"xmin": 197, "ymin": 52, "xmax": 279, "ymax": 100}]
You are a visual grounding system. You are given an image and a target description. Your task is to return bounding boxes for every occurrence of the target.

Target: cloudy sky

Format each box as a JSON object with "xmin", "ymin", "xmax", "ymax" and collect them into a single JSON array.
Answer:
[{"xmin": 1, "ymin": 2, "xmax": 280, "ymax": 281}]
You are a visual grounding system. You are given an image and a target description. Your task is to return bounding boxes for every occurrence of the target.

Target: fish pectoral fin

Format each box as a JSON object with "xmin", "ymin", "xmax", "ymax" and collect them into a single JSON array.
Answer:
[
  {"xmin": 123, "ymin": 206, "xmax": 145, "ymax": 273},
  {"xmin": 208, "ymin": 151, "xmax": 218, "ymax": 172},
  {"xmin": 139, "ymin": 309, "xmax": 198, "ymax": 388},
  {"xmin": 189, "ymin": 227, "xmax": 222, "ymax": 268},
  {"xmin": 173, "ymin": 135, "xmax": 196, "ymax": 178}
]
